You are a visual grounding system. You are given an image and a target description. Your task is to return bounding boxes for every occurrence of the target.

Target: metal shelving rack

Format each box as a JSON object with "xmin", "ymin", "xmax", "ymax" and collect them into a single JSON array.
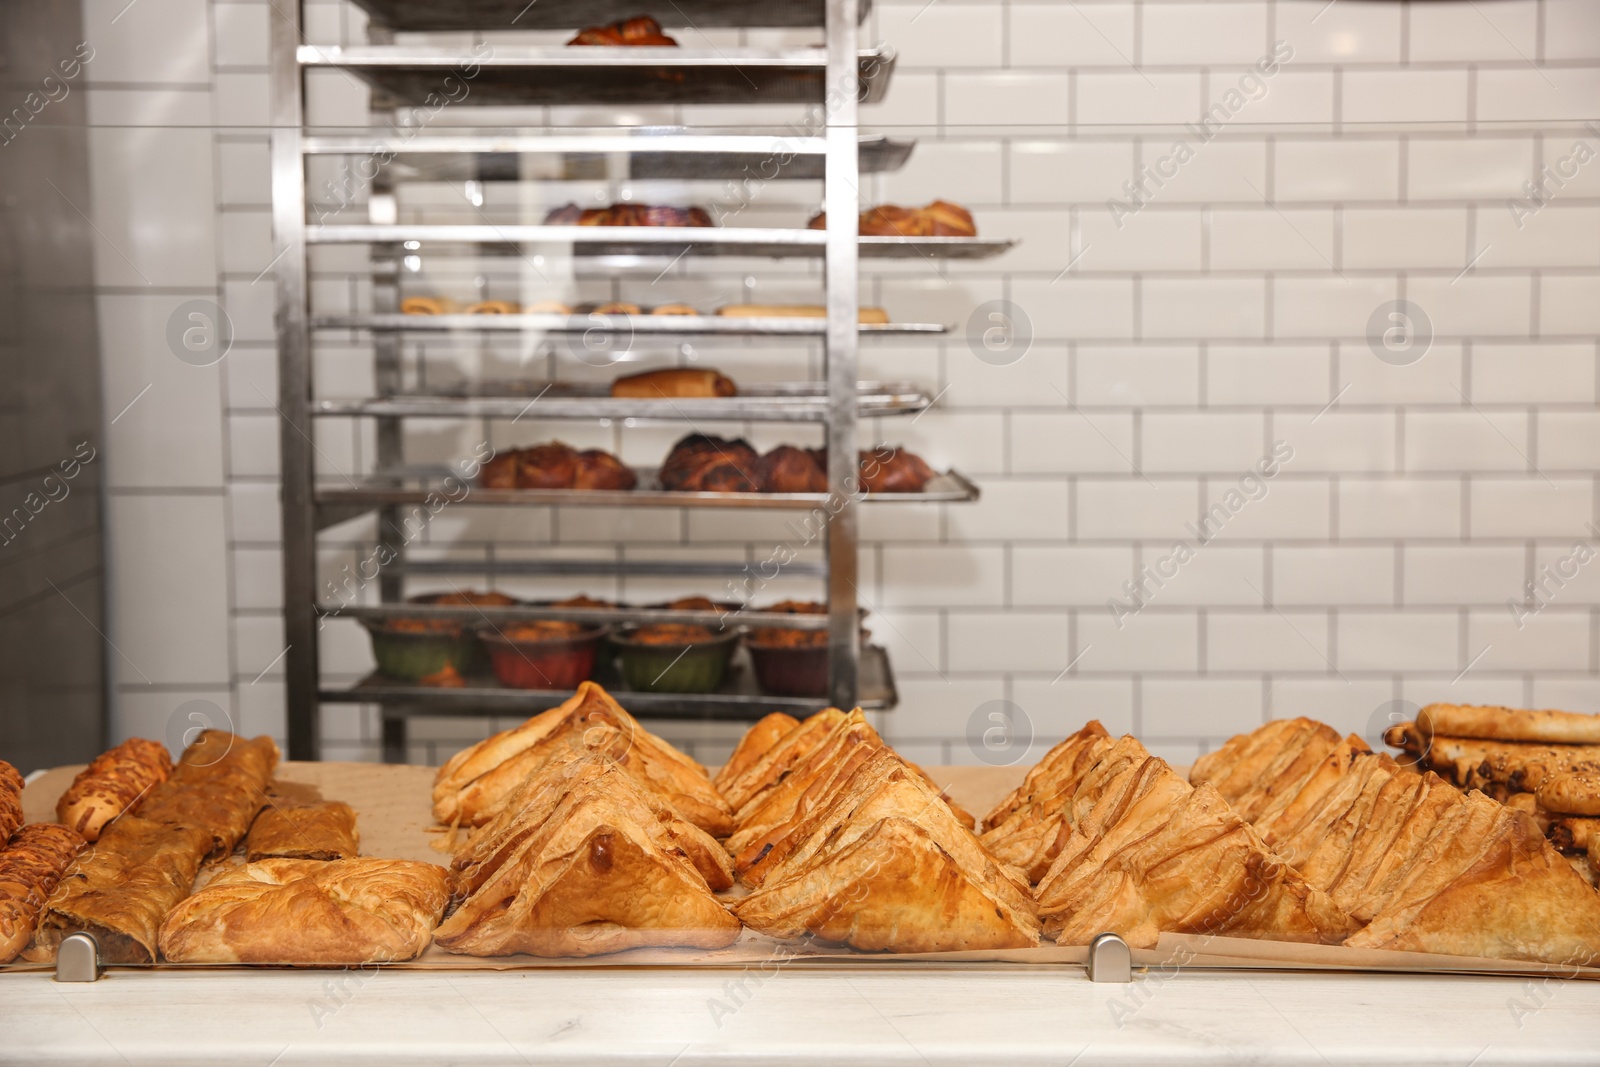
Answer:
[{"xmin": 271, "ymin": 0, "xmax": 1010, "ymax": 760}]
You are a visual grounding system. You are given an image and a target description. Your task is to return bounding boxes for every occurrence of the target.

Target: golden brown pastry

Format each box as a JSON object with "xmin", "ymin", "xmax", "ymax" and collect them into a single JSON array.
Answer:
[
  {"xmin": 716, "ymin": 707, "xmax": 848, "ymax": 813},
  {"xmin": 1391, "ymin": 732, "xmax": 1600, "ymax": 796},
  {"xmin": 400, "ymin": 296, "xmax": 457, "ymax": 315},
  {"xmin": 714, "ymin": 304, "xmax": 890, "ymax": 324},
  {"xmin": 1033, "ymin": 755, "xmax": 1355, "ymax": 948},
  {"xmin": 55, "ymin": 738, "xmax": 174, "ymax": 843},
  {"xmin": 568, "ymin": 15, "xmax": 678, "ymax": 45},
  {"xmin": 1548, "ymin": 816, "xmax": 1598, "ymax": 854},
  {"xmin": 0, "ymin": 823, "xmax": 86, "ymax": 964},
  {"xmin": 807, "ymin": 200, "xmax": 977, "ymax": 238},
  {"xmin": 658, "ymin": 433, "xmax": 763, "ymax": 493},
  {"xmin": 650, "ymin": 303, "xmax": 697, "ymax": 315},
  {"xmin": 979, "ymin": 721, "xmax": 1113, "ymax": 881},
  {"xmin": 1418, "ymin": 703, "xmax": 1600, "ymax": 745},
  {"xmin": 756, "ymin": 446, "xmax": 827, "ymax": 494},
  {"xmin": 714, "ymin": 712, "xmax": 800, "ymax": 792},
  {"xmin": 476, "ymin": 442, "xmax": 637, "ymax": 492},
  {"xmin": 544, "ymin": 203, "xmax": 711, "ymax": 227},
  {"xmin": 525, "ymin": 299, "xmax": 573, "ymax": 315},
  {"xmin": 245, "ymin": 801, "xmax": 359, "ymax": 862},
  {"xmin": 465, "ymin": 300, "xmax": 519, "ymax": 315},
  {"xmin": 611, "ymin": 368, "xmax": 736, "ymax": 399},
  {"xmin": 435, "ymin": 763, "xmax": 738, "ymax": 958},
  {"xmin": 0, "ymin": 760, "xmax": 22, "ymax": 848},
  {"xmin": 432, "ymin": 682, "xmax": 730, "ymax": 836},
  {"xmin": 1536, "ymin": 771, "xmax": 1600, "ymax": 816},
  {"xmin": 732, "ymin": 749, "xmax": 1039, "ymax": 952},
  {"xmin": 158, "ymin": 858, "xmax": 450, "ymax": 964},
  {"xmin": 592, "ymin": 301, "xmax": 642, "ymax": 315},
  {"xmin": 32, "ymin": 730, "xmax": 278, "ymax": 963}
]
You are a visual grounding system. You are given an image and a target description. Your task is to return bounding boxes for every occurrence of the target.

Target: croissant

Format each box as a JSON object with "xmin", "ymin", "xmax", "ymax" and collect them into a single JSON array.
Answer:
[
  {"xmin": 55, "ymin": 737, "xmax": 174, "ymax": 842},
  {"xmin": 568, "ymin": 16, "xmax": 678, "ymax": 46}
]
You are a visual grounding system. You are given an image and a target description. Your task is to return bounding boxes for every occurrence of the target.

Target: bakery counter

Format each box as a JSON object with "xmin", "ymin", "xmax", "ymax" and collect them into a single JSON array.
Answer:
[{"xmin": 3, "ymin": 965, "xmax": 1596, "ymax": 1066}]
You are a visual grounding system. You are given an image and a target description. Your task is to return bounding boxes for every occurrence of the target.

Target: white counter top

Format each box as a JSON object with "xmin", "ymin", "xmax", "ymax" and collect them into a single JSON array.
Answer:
[{"xmin": 3, "ymin": 965, "xmax": 1595, "ymax": 1066}]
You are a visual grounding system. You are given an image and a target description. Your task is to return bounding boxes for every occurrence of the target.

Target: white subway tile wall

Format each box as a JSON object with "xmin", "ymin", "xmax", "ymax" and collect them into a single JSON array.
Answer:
[{"xmin": 82, "ymin": 0, "xmax": 1600, "ymax": 767}]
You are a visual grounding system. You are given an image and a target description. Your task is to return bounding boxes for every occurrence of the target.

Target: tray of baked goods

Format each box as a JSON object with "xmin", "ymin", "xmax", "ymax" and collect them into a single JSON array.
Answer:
[
  {"xmin": 315, "ymin": 435, "xmax": 980, "ymax": 512},
  {"xmin": 298, "ymin": 41, "xmax": 895, "ymax": 107},
  {"xmin": 308, "ymin": 200, "xmax": 1015, "ymax": 260},
  {"xmin": 321, "ymin": 594, "xmax": 883, "ymax": 713},
  {"xmin": 301, "ymin": 132, "xmax": 914, "ymax": 182},
  {"xmin": 346, "ymin": 0, "xmax": 870, "ymax": 32},
  {"xmin": 313, "ymin": 311, "xmax": 947, "ymax": 337},
  {"xmin": 5, "ymin": 689, "xmax": 1599, "ymax": 973},
  {"xmin": 312, "ymin": 376, "xmax": 936, "ymax": 422}
]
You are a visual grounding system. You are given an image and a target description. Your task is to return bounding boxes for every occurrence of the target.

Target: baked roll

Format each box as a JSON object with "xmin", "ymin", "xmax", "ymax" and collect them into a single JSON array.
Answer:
[
  {"xmin": 245, "ymin": 801, "xmax": 359, "ymax": 862},
  {"xmin": 572, "ymin": 449, "xmax": 637, "ymax": 490},
  {"xmin": 400, "ymin": 297, "xmax": 457, "ymax": 315},
  {"xmin": 859, "ymin": 446, "xmax": 935, "ymax": 493},
  {"xmin": 650, "ymin": 303, "xmax": 697, "ymax": 316},
  {"xmin": 0, "ymin": 823, "xmax": 86, "ymax": 964},
  {"xmin": 477, "ymin": 443, "xmax": 637, "ymax": 492},
  {"xmin": 543, "ymin": 202, "xmax": 712, "ymax": 228},
  {"xmin": 159, "ymin": 858, "xmax": 451, "ymax": 965},
  {"xmin": 610, "ymin": 368, "xmax": 736, "ymax": 400},
  {"xmin": 757, "ymin": 445, "xmax": 827, "ymax": 494},
  {"xmin": 55, "ymin": 738, "xmax": 174, "ymax": 843},
  {"xmin": 568, "ymin": 15, "xmax": 678, "ymax": 46},
  {"xmin": 591, "ymin": 301, "xmax": 642, "ymax": 316},
  {"xmin": 465, "ymin": 300, "xmax": 519, "ymax": 315},
  {"xmin": 807, "ymin": 200, "xmax": 977, "ymax": 238},
  {"xmin": 525, "ymin": 299, "xmax": 573, "ymax": 315},
  {"xmin": 135, "ymin": 731, "xmax": 279, "ymax": 861},
  {"xmin": 715, "ymin": 304, "xmax": 890, "ymax": 324},
  {"xmin": 658, "ymin": 434, "xmax": 762, "ymax": 493},
  {"xmin": 1537, "ymin": 772, "xmax": 1600, "ymax": 817},
  {"xmin": 0, "ymin": 760, "xmax": 22, "ymax": 848}
]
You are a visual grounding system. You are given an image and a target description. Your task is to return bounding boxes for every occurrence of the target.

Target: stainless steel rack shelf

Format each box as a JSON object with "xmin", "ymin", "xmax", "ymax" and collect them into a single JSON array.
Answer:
[
  {"xmin": 299, "ymin": 46, "xmax": 895, "ymax": 106},
  {"xmin": 315, "ymin": 469, "xmax": 981, "ymax": 511},
  {"xmin": 347, "ymin": 0, "xmax": 870, "ymax": 32},
  {"xmin": 311, "ymin": 313, "xmax": 947, "ymax": 336},
  {"xmin": 321, "ymin": 644, "xmax": 898, "ymax": 722},
  {"xmin": 301, "ymin": 132, "xmax": 915, "ymax": 181},
  {"xmin": 306, "ymin": 225, "xmax": 1016, "ymax": 260},
  {"xmin": 321, "ymin": 603, "xmax": 830, "ymax": 630},
  {"xmin": 388, "ymin": 557, "xmax": 829, "ymax": 580},
  {"xmin": 312, "ymin": 381, "xmax": 935, "ymax": 422}
]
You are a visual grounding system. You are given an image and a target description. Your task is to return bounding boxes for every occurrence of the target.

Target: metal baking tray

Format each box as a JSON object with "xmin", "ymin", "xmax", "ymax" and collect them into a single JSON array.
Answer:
[
  {"xmin": 311, "ymin": 313, "xmax": 947, "ymax": 336},
  {"xmin": 389, "ymin": 557, "xmax": 830, "ymax": 580},
  {"xmin": 321, "ymin": 644, "xmax": 898, "ymax": 718},
  {"xmin": 347, "ymin": 0, "xmax": 870, "ymax": 31},
  {"xmin": 301, "ymin": 132, "xmax": 914, "ymax": 182},
  {"xmin": 312, "ymin": 381, "xmax": 936, "ymax": 422},
  {"xmin": 306, "ymin": 224, "xmax": 1016, "ymax": 260},
  {"xmin": 298, "ymin": 46, "xmax": 895, "ymax": 106},
  {"xmin": 314, "ymin": 468, "xmax": 981, "ymax": 511}
]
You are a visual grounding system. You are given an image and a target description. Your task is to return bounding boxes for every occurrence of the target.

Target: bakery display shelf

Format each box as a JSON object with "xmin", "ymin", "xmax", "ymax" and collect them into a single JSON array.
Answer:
[
  {"xmin": 311, "ymin": 381, "xmax": 935, "ymax": 422},
  {"xmin": 315, "ymin": 468, "xmax": 980, "ymax": 511},
  {"xmin": 298, "ymin": 46, "xmax": 895, "ymax": 106},
  {"xmin": 301, "ymin": 132, "xmax": 915, "ymax": 180},
  {"xmin": 307, "ymin": 224, "xmax": 1016, "ymax": 260},
  {"xmin": 311, "ymin": 313, "xmax": 947, "ymax": 336},
  {"xmin": 347, "ymin": 0, "xmax": 870, "ymax": 32},
  {"xmin": 321, "ymin": 643, "xmax": 898, "ymax": 717},
  {"xmin": 392, "ymin": 557, "xmax": 828, "ymax": 580},
  {"xmin": 322, "ymin": 601, "xmax": 830, "ymax": 629}
]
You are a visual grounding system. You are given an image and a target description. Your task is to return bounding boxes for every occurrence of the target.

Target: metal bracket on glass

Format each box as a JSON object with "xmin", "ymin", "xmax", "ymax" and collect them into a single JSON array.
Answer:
[
  {"xmin": 55, "ymin": 931, "xmax": 102, "ymax": 983},
  {"xmin": 1086, "ymin": 932, "xmax": 1132, "ymax": 983}
]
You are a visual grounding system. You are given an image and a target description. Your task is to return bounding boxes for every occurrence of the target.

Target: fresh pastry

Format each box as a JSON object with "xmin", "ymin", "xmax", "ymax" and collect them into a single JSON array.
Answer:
[
  {"xmin": 756, "ymin": 446, "xmax": 827, "ymax": 494},
  {"xmin": 859, "ymin": 446, "xmax": 935, "ymax": 493},
  {"xmin": 592, "ymin": 301, "xmax": 642, "ymax": 315},
  {"xmin": 610, "ymin": 368, "xmax": 736, "ymax": 399},
  {"xmin": 1537, "ymin": 772, "xmax": 1600, "ymax": 816},
  {"xmin": 1031, "ymin": 748, "xmax": 1355, "ymax": 947},
  {"xmin": 732, "ymin": 747, "xmax": 1039, "ymax": 952},
  {"xmin": 431, "ymin": 681, "xmax": 731, "ymax": 836},
  {"xmin": 525, "ymin": 299, "xmax": 573, "ymax": 315},
  {"xmin": 400, "ymin": 297, "xmax": 457, "ymax": 315},
  {"xmin": 245, "ymin": 800, "xmax": 359, "ymax": 862},
  {"xmin": 980, "ymin": 720, "xmax": 1114, "ymax": 881},
  {"xmin": 158, "ymin": 858, "xmax": 450, "ymax": 964},
  {"xmin": 713, "ymin": 712, "xmax": 800, "ymax": 792},
  {"xmin": 716, "ymin": 707, "xmax": 849, "ymax": 813},
  {"xmin": 435, "ymin": 760, "xmax": 739, "ymax": 959},
  {"xmin": 465, "ymin": 300, "xmax": 519, "ymax": 315},
  {"xmin": 0, "ymin": 760, "xmax": 22, "ymax": 847},
  {"xmin": 650, "ymin": 303, "xmax": 697, "ymax": 315},
  {"xmin": 544, "ymin": 202, "xmax": 712, "ymax": 227},
  {"xmin": 658, "ymin": 434, "xmax": 762, "ymax": 493},
  {"xmin": 715, "ymin": 304, "xmax": 890, "ymax": 324},
  {"xmin": 0, "ymin": 823, "xmax": 86, "ymax": 964},
  {"xmin": 1417, "ymin": 703, "xmax": 1600, "ymax": 745},
  {"xmin": 476, "ymin": 443, "xmax": 637, "ymax": 492},
  {"xmin": 807, "ymin": 200, "xmax": 977, "ymax": 238},
  {"xmin": 32, "ymin": 730, "xmax": 278, "ymax": 963},
  {"xmin": 568, "ymin": 15, "xmax": 678, "ymax": 46},
  {"xmin": 1386, "ymin": 730, "xmax": 1600, "ymax": 798},
  {"xmin": 745, "ymin": 601, "xmax": 830, "ymax": 650},
  {"xmin": 55, "ymin": 738, "xmax": 174, "ymax": 842}
]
